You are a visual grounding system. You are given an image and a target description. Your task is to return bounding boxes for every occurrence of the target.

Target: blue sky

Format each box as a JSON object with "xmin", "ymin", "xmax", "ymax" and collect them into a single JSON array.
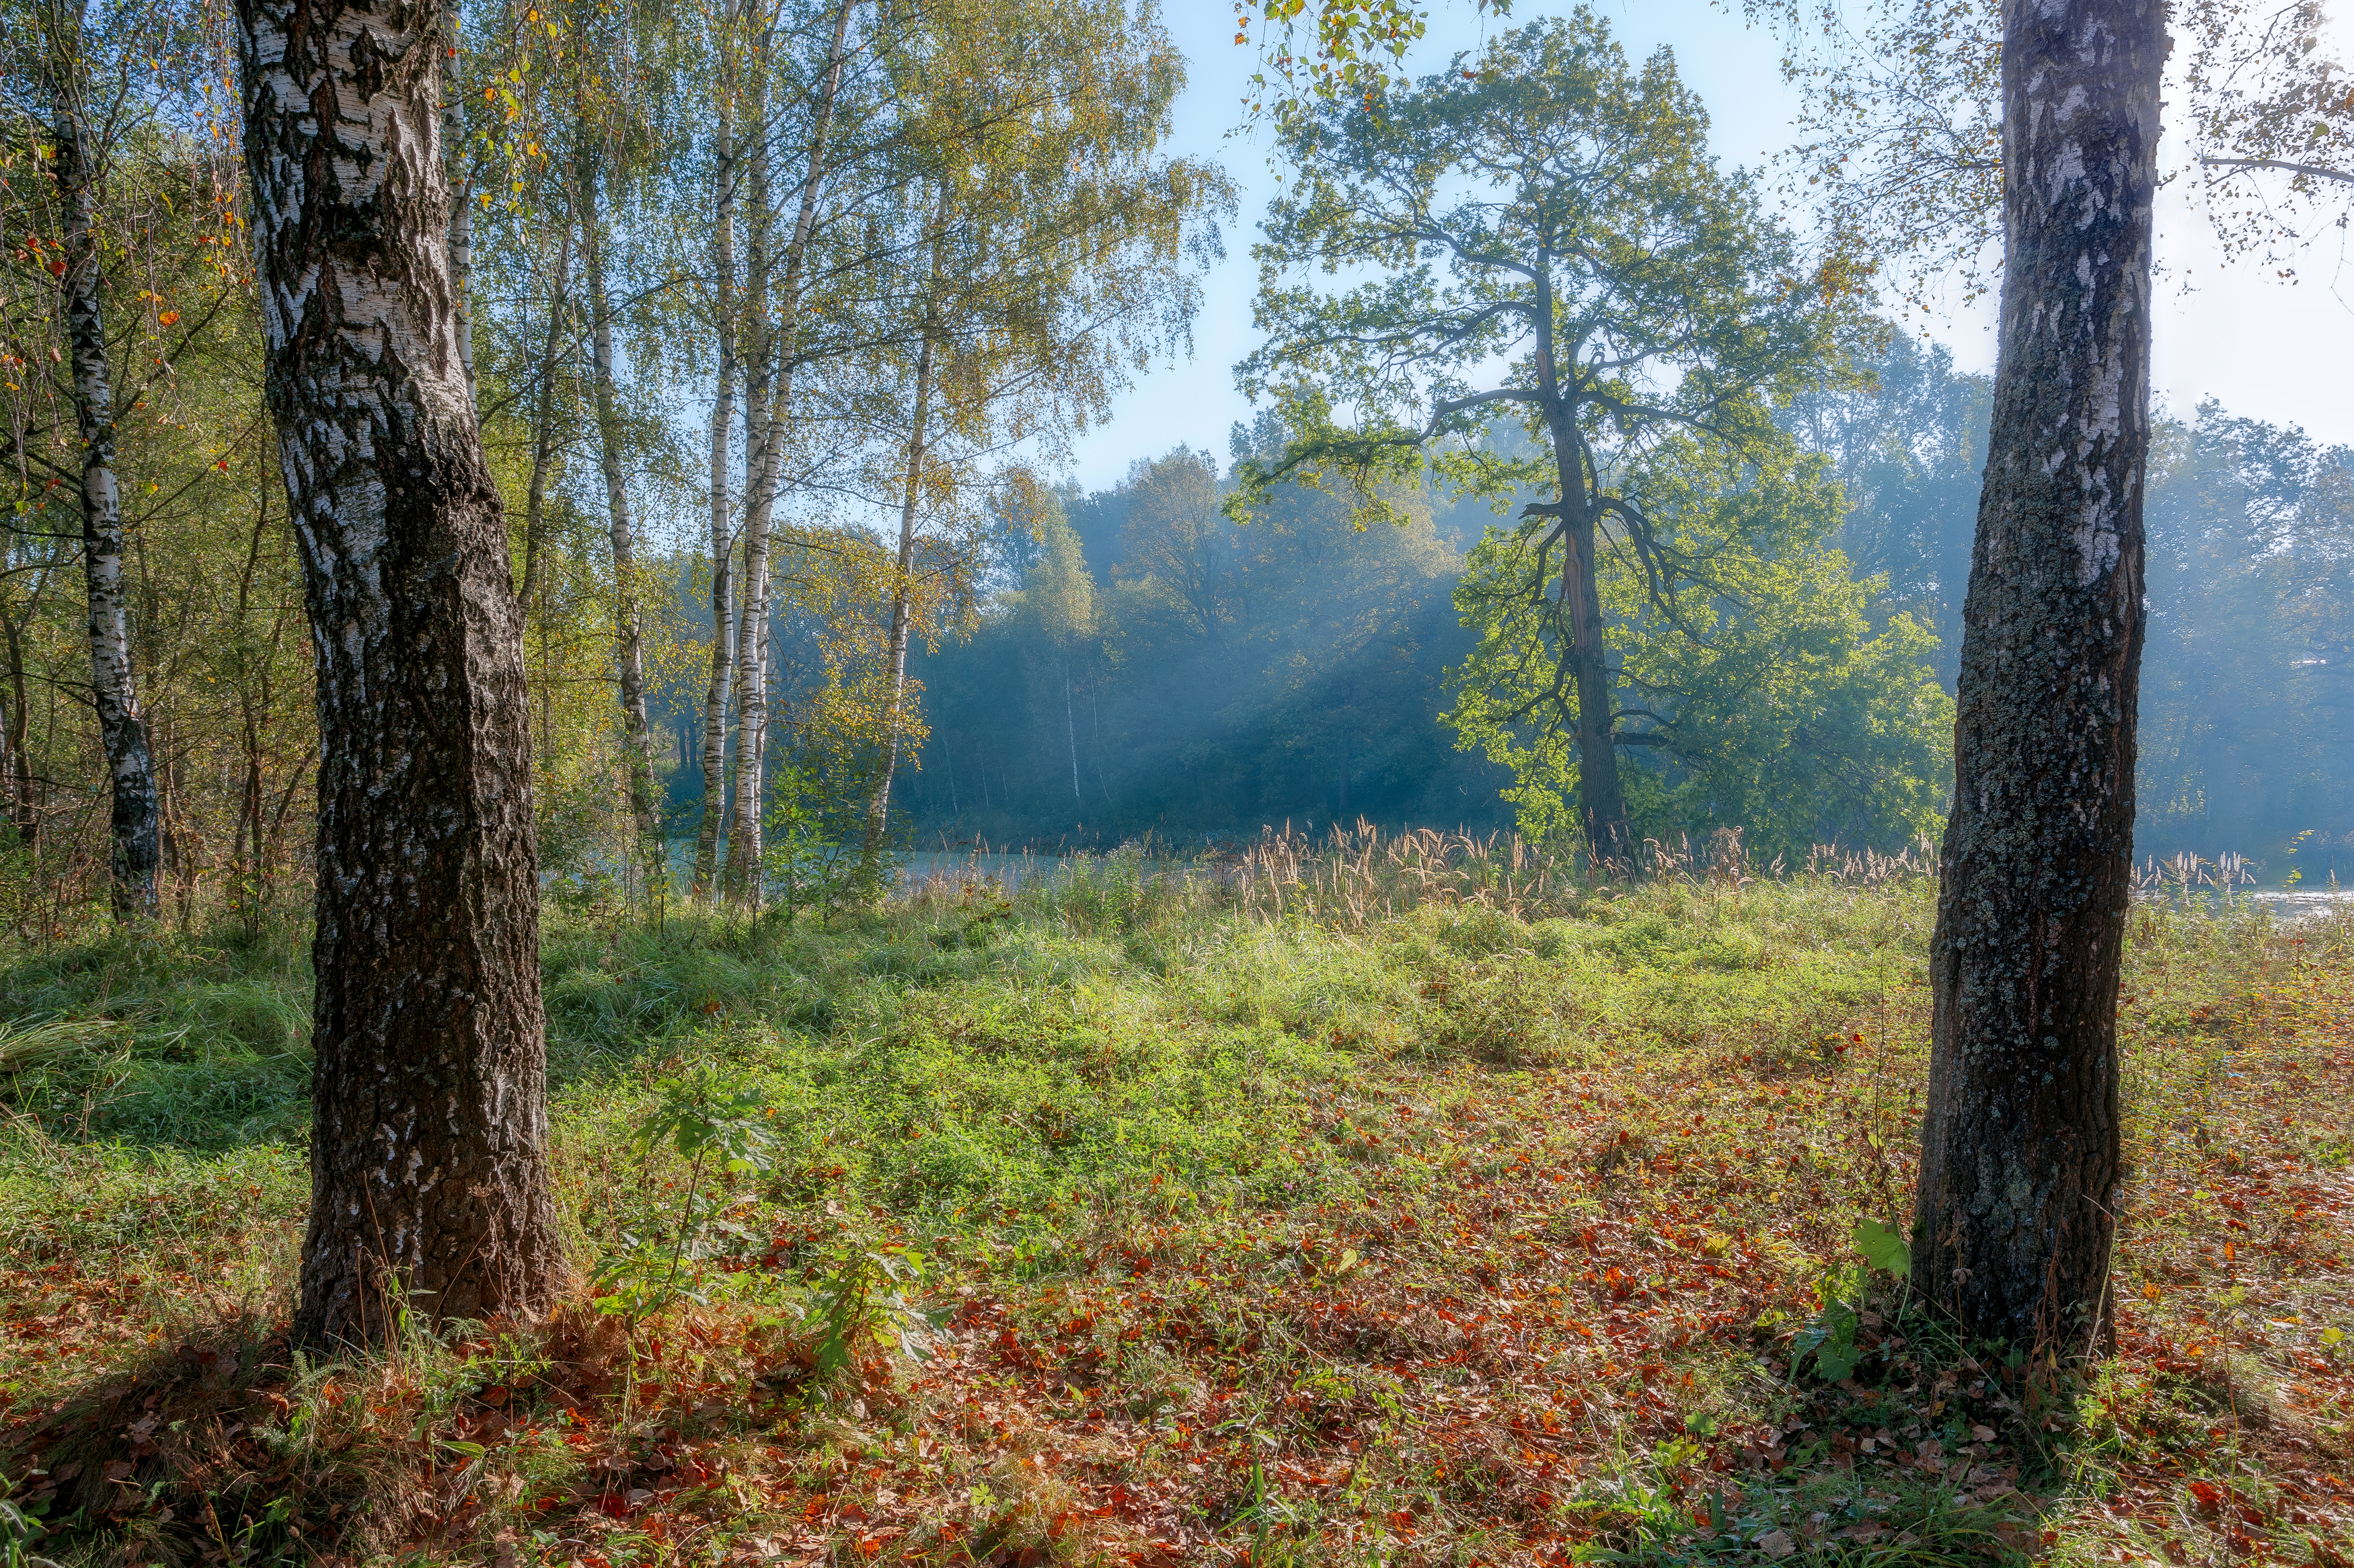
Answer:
[{"xmin": 1062, "ymin": 0, "xmax": 2354, "ymax": 491}]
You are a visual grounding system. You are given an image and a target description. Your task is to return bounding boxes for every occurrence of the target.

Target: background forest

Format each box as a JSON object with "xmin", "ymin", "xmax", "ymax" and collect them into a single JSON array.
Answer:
[
  {"xmin": 882, "ymin": 338, "xmax": 2354, "ymax": 873},
  {"xmin": 4, "ymin": 0, "xmax": 2350, "ymax": 945}
]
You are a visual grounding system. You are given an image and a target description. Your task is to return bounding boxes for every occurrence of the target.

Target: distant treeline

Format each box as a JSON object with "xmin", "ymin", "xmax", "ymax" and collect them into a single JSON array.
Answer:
[{"xmin": 782, "ymin": 334, "xmax": 2351, "ymax": 876}]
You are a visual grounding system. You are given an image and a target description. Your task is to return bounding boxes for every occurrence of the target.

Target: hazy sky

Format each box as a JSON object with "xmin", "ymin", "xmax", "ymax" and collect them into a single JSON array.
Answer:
[{"xmin": 1061, "ymin": 0, "xmax": 2354, "ymax": 491}]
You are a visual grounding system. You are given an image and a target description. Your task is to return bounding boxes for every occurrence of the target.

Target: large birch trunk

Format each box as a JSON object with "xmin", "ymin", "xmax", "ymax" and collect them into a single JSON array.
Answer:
[
  {"xmin": 49, "ymin": 39, "xmax": 162, "ymax": 921},
  {"xmin": 580, "ymin": 155, "xmax": 658, "ymax": 850},
  {"xmin": 235, "ymin": 0, "xmax": 564, "ymax": 1345},
  {"xmin": 1911, "ymin": 0, "xmax": 2162, "ymax": 1356}
]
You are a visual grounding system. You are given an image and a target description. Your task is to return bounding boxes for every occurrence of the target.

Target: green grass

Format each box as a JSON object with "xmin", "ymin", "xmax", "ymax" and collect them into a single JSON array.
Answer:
[{"xmin": 0, "ymin": 855, "xmax": 2347, "ymax": 1566}]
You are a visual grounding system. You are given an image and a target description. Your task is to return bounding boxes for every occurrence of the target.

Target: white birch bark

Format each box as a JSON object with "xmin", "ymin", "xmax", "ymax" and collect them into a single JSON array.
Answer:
[
  {"xmin": 581, "ymin": 153, "xmax": 659, "ymax": 850},
  {"xmin": 235, "ymin": 0, "xmax": 562, "ymax": 1345},
  {"xmin": 723, "ymin": 0, "xmax": 858, "ymax": 906},
  {"xmin": 46, "ymin": 15, "xmax": 161, "ymax": 920},
  {"xmin": 693, "ymin": 16, "xmax": 741, "ymax": 898}
]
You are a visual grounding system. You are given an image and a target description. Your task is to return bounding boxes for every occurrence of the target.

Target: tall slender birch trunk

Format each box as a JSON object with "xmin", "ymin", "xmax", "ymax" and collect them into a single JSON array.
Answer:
[
  {"xmin": 865, "ymin": 319, "xmax": 937, "ymax": 855},
  {"xmin": 724, "ymin": 0, "xmax": 858, "ymax": 906},
  {"xmin": 46, "ymin": 19, "xmax": 161, "ymax": 921},
  {"xmin": 580, "ymin": 152, "xmax": 658, "ymax": 850},
  {"xmin": 724, "ymin": 94, "xmax": 776, "ymax": 907},
  {"xmin": 518, "ymin": 221, "xmax": 574, "ymax": 619},
  {"xmin": 235, "ymin": 0, "xmax": 563, "ymax": 1345},
  {"xmin": 692, "ymin": 30, "xmax": 741, "ymax": 899},
  {"xmin": 1911, "ymin": 0, "xmax": 2163, "ymax": 1355}
]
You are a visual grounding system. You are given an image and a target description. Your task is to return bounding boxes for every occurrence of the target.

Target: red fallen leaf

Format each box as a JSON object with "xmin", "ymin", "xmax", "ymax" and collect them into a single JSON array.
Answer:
[{"xmin": 2189, "ymin": 1480, "xmax": 2224, "ymax": 1512}]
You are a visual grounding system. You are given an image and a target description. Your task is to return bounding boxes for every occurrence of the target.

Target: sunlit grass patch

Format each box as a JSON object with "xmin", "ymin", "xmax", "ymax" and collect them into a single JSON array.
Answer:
[{"xmin": 0, "ymin": 877, "xmax": 2345, "ymax": 1565}]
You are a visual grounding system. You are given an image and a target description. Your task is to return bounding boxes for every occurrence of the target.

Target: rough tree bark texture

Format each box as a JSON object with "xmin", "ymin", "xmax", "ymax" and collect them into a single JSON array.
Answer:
[
  {"xmin": 235, "ymin": 0, "xmax": 564, "ymax": 1345},
  {"xmin": 442, "ymin": 3, "xmax": 473, "ymax": 399},
  {"xmin": 49, "ymin": 42, "xmax": 162, "ymax": 920},
  {"xmin": 1912, "ymin": 0, "xmax": 2162, "ymax": 1354},
  {"xmin": 580, "ymin": 158, "xmax": 658, "ymax": 848}
]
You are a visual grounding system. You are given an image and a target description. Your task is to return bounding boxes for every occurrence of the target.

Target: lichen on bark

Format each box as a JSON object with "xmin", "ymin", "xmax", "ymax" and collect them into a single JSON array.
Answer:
[{"xmin": 1911, "ymin": 0, "xmax": 2163, "ymax": 1354}]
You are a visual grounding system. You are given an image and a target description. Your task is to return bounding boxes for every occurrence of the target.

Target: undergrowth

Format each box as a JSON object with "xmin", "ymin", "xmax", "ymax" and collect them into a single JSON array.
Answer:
[{"xmin": 0, "ymin": 848, "xmax": 2347, "ymax": 1567}]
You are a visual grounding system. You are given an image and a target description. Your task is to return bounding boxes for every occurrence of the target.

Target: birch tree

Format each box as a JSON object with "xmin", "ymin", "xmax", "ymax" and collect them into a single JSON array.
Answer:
[
  {"xmin": 856, "ymin": 0, "xmax": 1227, "ymax": 855},
  {"xmin": 1907, "ymin": 0, "xmax": 2165, "ymax": 1353},
  {"xmin": 34, "ymin": 0, "xmax": 161, "ymax": 919},
  {"xmin": 693, "ymin": 0, "xmax": 744, "ymax": 896},
  {"xmin": 235, "ymin": 0, "xmax": 563, "ymax": 1343},
  {"xmin": 722, "ymin": 0, "xmax": 857, "ymax": 904}
]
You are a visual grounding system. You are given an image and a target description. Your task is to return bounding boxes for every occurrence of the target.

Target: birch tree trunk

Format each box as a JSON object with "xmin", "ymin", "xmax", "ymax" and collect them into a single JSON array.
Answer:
[
  {"xmin": 581, "ymin": 154, "xmax": 658, "ymax": 849},
  {"xmin": 722, "ymin": 0, "xmax": 855, "ymax": 906},
  {"xmin": 518, "ymin": 221, "xmax": 574, "ymax": 619},
  {"xmin": 1911, "ymin": 0, "xmax": 2162, "ymax": 1356},
  {"xmin": 725, "ymin": 104, "xmax": 775, "ymax": 907},
  {"xmin": 692, "ymin": 40, "xmax": 739, "ymax": 898},
  {"xmin": 48, "ymin": 34, "xmax": 162, "ymax": 921},
  {"xmin": 235, "ymin": 0, "xmax": 564, "ymax": 1345},
  {"xmin": 865, "ymin": 325, "xmax": 935, "ymax": 855}
]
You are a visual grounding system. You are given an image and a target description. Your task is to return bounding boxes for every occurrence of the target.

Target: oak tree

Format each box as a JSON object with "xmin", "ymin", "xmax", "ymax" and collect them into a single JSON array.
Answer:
[{"xmin": 1237, "ymin": 8, "xmax": 1841, "ymax": 863}]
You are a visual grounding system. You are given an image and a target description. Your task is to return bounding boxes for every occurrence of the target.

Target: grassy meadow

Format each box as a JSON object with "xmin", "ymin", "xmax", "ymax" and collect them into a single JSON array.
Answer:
[{"xmin": 0, "ymin": 836, "xmax": 2349, "ymax": 1567}]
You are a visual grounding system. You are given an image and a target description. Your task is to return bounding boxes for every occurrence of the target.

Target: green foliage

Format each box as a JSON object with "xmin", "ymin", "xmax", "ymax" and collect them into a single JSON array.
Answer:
[
  {"xmin": 761, "ymin": 765, "xmax": 886, "ymax": 923},
  {"xmin": 1854, "ymin": 1217, "xmax": 1911, "ymax": 1278},
  {"xmin": 1230, "ymin": 6, "xmax": 1890, "ymax": 857},
  {"xmin": 593, "ymin": 1069, "xmax": 775, "ymax": 1321},
  {"xmin": 1235, "ymin": 6, "xmax": 1844, "ymax": 512},
  {"xmin": 1447, "ymin": 436, "xmax": 1952, "ymax": 857},
  {"xmin": 805, "ymin": 1243, "xmax": 938, "ymax": 1381}
]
